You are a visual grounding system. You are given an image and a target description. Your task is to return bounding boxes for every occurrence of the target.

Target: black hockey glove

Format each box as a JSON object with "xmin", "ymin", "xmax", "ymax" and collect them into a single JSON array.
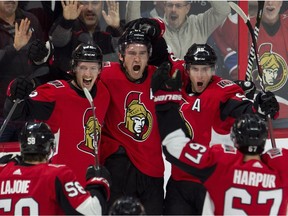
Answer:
[
  {"xmin": 234, "ymin": 80, "xmax": 256, "ymax": 100},
  {"xmin": 85, "ymin": 165, "xmax": 111, "ymax": 201},
  {"xmin": 28, "ymin": 39, "xmax": 48, "ymax": 62},
  {"xmin": 253, "ymin": 91, "xmax": 279, "ymax": 120},
  {"xmin": 28, "ymin": 39, "xmax": 54, "ymax": 65},
  {"xmin": 126, "ymin": 18, "xmax": 165, "ymax": 40},
  {"xmin": 7, "ymin": 77, "xmax": 35, "ymax": 101},
  {"xmin": 151, "ymin": 62, "xmax": 182, "ymax": 109},
  {"xmin": 0, "ymin": 154, "xmax": 22, "ymax": 164}
]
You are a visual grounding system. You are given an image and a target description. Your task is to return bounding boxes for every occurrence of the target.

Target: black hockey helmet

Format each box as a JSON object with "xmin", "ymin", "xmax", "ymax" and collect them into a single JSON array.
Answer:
[
  {"xmin": 118, "ymin": 29, "xmax": 152, "ymax": 56},
  {"xmin": 71, "ymin": 43, "xmax": 103, "ymax": 70},
  {"xmin": 184, "ymin": 43, "xmax": 217, "ymax": 67},
  {"xmin": 19, "ymin": 122, "xmax": 55, "ymax": 155},
  {"xmin": 231, "ymin": 114, "xmax": 268, "ymax": 155},
  {"xmin": 109, "ymin": 196, "xmax": 146, "ymax": 215}
]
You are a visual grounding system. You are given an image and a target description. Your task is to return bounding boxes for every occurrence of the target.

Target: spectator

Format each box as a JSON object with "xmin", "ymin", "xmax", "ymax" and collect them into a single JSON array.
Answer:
[
  {"xmin": 141, "ymin": 1, "xmax": 165, "ymax": 19},
  {"xmin": 49, "ymin": 0, "xmax": 124, "ymax": 72},
  {"xmin": 0, "ymin": 0, "xmax": 44, "ymax": 142},
  {"xmin": 96, "ymin": 29, "xmax": 165, "ymax": 214},
  {"xmin": 154, "ymin": 84, "xmax": 288, "ymax": 215},
  {"xmin": 212, "ymin": 0, "xmax": 288, "ymax": 135},
  {"xmin": 126, "ymin": 0, "xmax": 230, "ymax": 59},
  {"xmin": 3, "ymin": 43, "xmax": 109, "ymax": 187},
  {"xmin": 151, "ymin": 44, "xmax": 279, "ymax": 214},
  {"xmin": 109, "ymin": 196, "xmax": 146, "ymax": 215},
  {"xmin": 0, "ymin": 121, "xmax": 110, "ymax": 215},
  {"xmin": 18, "ymin": 1, "xmax": 62, "ymax": 41}
]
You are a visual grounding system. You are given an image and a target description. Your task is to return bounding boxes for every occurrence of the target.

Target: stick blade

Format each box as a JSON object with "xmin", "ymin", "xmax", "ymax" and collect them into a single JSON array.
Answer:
[{"xmin": 228, "ymin": 2, "xmax": 249, "ymax": 24}]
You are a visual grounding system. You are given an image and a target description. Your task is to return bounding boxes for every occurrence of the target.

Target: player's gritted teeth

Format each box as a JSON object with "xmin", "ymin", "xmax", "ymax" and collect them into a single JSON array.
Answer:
[{"xmin": 133, "ymin": 65, "xmax": 141, "ymax": 72}]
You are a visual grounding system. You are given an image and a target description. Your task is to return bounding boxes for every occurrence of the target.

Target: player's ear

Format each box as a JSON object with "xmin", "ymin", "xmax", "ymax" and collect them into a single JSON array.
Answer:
[{"xmin": 118, "ymin": 52, "xmax": 124, "ymax": 62}]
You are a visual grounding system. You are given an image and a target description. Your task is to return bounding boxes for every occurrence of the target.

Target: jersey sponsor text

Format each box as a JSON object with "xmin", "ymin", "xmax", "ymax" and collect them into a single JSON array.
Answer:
[{"xmin": 154, "ymin": 94, "xmax": 182, "ymax": 102}]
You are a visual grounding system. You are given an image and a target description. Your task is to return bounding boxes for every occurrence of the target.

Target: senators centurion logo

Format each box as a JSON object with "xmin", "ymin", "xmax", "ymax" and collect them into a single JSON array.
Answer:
[
  {"xmin": 252, "ymin": 43, "xmax": 288, "ymax": 92},
  {"xmin": 118, "ymin": 91, "xmax": 153, "ymax": 141},
  {"xmin": 77, "ymin": 108, "xmax": 101, "ymax": 156}
]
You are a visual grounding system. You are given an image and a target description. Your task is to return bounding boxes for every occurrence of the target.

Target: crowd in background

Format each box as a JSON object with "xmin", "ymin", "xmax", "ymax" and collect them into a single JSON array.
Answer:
[{"xmin": 0, "ymin": 1, "xmax": 287, "ymax": 215}]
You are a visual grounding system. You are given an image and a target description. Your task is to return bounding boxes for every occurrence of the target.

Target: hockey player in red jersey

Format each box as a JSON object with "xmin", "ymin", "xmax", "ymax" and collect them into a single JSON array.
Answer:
[
  {"xmin": 212, "ymin": 1, "xmax": 288, "ymax": 137},
  {"xmin": 0, "ymin": 122, "xmax": 110, "ymax": 215},
  {"xmin": 156, "ymin": 108, "xmax": 288, "ymax": 215},
  {"xmin": 96, "ymin": 29, "xmax": 164, "ymax": 214},
  {"xmin": 151, "ymin": 68, "xmax": 286, "ymax": 214},
  {"xmin": 151, "ymin": 43, "xmax": 279, "ymax": 215},
  {"xmin": 4, "ymin": 43, "xmax": 110, "ymax": 186}
]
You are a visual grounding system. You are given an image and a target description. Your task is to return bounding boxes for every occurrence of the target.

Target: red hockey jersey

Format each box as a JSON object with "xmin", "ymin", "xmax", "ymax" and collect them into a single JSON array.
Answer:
[
  {"xmin": 165, "ymin": 140, "xmax": 288, "ymax": 215},
  {"xmin": 213, "ymin": 14, "xmax": 288, "ymax": 136},
  {"xmin": 98, "ymin": 62, "xmax": 164, "ymax": 177},
  {"xmin": 18, "ymin": 80, "xmax": 110, "ymax": 185},
  {"xmin": 157, "ymin": 97, "xmax": 288, "ymax": 214},
  {"xmin": 172, "ymin": 76, "xmax": 253, "ymax": 182},
  {"xmin": 0, "ymin": 161, "xmax": 104, "ymax": 215},
  {"xmin": 250, "ymin": 15, "xmax": 288, "ymax": 124}
]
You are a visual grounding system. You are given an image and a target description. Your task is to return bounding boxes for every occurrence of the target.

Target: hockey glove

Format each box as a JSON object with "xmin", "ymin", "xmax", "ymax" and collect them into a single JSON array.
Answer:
[
  {"xmin": 253, "ymin": 91, "xmax": 279, "ymax": 120},
  {"xmin": 85, "ymin": 165, "xmax": 111, "ymax": 201},
  {"xmin": 234, "ymin": 80, "xmax": 256, "ymax": 100},
  {"xmin": 7, "ymin": 77, "xmax": 35, "ymax": 101},
  {"xmin": 126, "ymin": 18, "xmax": 165, "ymax": 39},
  {"xmin": 28, "ymin": 39, "xmax": 54, "ymax": 65},
  {"xmin": 0, "ymin": 154, "xmax": 22, "ymax": 164},
  {"xmin": 151, "ymin": 62, "xmax": 182, "ymax": 108}
]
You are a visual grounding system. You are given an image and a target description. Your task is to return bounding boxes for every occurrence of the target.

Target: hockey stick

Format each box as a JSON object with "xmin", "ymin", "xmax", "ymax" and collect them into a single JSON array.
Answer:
[
  {"xmin": 229, "ymin": 2, "xmax": 276, "ymax": 148},
  {"xmin": 229, "ymin": 2, "xmax": 263, "ymax": 86},
  {"xmin": 0, "ymin": 66, "xmax": 49, "ymax": 138},
  {"xmin": 83, "ymin": 87, "xmax": 100, "ymax": 170},
  {"xmin": 244, "ymin": 1, "xmax": 264, "ymax": 81}
]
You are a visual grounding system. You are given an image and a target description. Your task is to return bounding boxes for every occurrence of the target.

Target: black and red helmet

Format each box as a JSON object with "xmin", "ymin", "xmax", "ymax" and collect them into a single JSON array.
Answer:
[
  {"xmin": 71, "ymin": 43, "xmax": 103, "ymax": 69},
  {"xmin": 231, "ymin": 114, "xmax": 268, "ymax": 155},
  {"xmin": 184, "ymin": 43, "xmax": 217, "ymax": 66},
  {"xmin": 118, "ymin": 29, "xmax": 152, "ymax": 56},
  {"xmin": 19, "ymin": 122, "xmax": 55, "ymax": 155},
  {"xmin": 109, "ymin": 196, "xmax": 146, "ymax": 215}
]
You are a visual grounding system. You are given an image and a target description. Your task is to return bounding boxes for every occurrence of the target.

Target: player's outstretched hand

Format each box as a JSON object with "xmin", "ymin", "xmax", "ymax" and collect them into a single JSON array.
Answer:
[
  {"xmin": 85, "ymin": 165, "xmax": 111, "ymax": 201},
  {"xmin": 151, "ymin": 62, "xmax": 182, "ymax": 107},
  {"xmin": 0, "ymin": 154, "xmax": 22, "ymax": 164},
  {"xmin": 28, "ymin": 40, "xmax": 54, "ymax": 65},
  {"xmin": 7, "ymin": 77, "xmax": 35, "ymax": 101},
  {"xmin": 28, "ymin": 39, "xmax": 48, "ymax": 62},
  {"xmin": 125, "ymin": 17, "xmax": 165, "ymax": 40},
  {"xmin": 254, "ymin": 91, "xmax": 279, "ymax": 120}
]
